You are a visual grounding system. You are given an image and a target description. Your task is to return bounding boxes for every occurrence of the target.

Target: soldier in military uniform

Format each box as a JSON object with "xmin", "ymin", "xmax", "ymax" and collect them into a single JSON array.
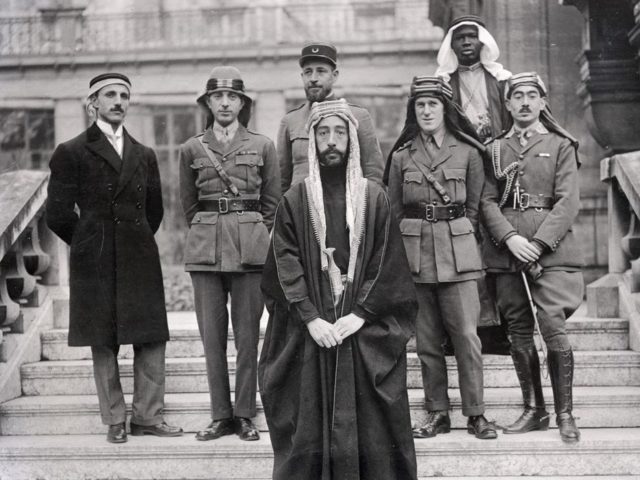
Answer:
[
  {"xmin": 481, "ymin": 72, "xmax": 583, "ymax": 443},
  {"xmin": 179, "ymin": 66, "xmax": 280, "ymax": 441},
  {"xmin": 277, "ymin": 42, "xmax": 384, "ymax": 193},
  {"xmin": 387, "ymin": 76, "xmax": 497, "ymax": 440}
]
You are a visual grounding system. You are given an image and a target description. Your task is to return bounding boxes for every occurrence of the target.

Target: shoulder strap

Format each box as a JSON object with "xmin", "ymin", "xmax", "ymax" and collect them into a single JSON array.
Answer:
[{"xmin": 197, "ymin": 137, "xmax": 240, "ymax": 196}]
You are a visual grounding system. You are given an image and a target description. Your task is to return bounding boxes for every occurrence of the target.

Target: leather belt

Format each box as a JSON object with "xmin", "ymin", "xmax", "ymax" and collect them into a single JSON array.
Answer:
[
  {"xmin": 404, "ymin": 203, "xmax": 466, "ymax": 222},
  {"xmin": 200, "ymin": 198, "xmax": 261, "ymax": 214},
  {"xmin": 505, "ymin": 193, "xmax": 554, "ymax": 210}
]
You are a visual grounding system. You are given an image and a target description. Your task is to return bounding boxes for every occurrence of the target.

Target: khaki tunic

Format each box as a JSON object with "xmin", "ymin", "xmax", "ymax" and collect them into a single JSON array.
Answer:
[
  {"xmin": 179, "ymin": 125, "xmax": 281, "ymax": 272},
  {"xmin": 387, "ymin": 131, "xmax": 484, "ymax": 283}
]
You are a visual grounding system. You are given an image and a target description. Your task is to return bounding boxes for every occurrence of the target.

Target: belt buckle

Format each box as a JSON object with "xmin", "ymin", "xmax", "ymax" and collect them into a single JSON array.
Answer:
[
  {"xmin": 425, "ymin": 204, "xmax": 436, "ymax": 222},
  {"xmin": 218, "ymin": 197, "xmax": 229, "ymax": 214},
  {"xmin": 519, "ymin": 193, "xmax": 530, "ymax": 210}
]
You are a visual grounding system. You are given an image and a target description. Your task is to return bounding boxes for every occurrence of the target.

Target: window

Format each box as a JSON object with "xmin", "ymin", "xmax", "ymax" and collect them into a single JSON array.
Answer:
[{"xmin": 0, "ymin": 109, "xmax": 55, "ymax": 174}]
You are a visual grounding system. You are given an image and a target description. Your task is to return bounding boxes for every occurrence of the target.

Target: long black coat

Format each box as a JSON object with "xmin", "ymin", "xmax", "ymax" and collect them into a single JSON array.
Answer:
[
  {"xmin": 46, "ymin": 123, "xmax": 169, "ymax": 346},
  {"xmin": 259, "ymin": 181, "xmax": 418, "ymax": 480}
]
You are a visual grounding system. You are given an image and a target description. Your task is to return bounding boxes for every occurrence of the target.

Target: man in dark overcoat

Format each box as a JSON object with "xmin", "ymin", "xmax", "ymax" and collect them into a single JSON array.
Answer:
[
  {"xmin": 481, "ymin": 72, "xmax": 583, "ymax": 443},
  {"xmin": 277, "ymin": 42, "xmax": 385, "ymax": 194},
  {"xmin": 46, "ymin": 73, "xmax": 182, "ymax": 443},
  {"xmin": 260, "ymin": 99, "xmax": 418, "ymax": 479}
]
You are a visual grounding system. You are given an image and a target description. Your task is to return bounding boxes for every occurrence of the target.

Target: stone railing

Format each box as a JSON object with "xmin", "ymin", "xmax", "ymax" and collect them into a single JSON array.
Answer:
[
  {"xmin": 600, "ymin": 154, "xmax": 640, "ymax": 350},
  {"xmin": 0, "ymin": 170, "xmax": 63, "ymax": 356},
  {"xmin": 0, "ymin": 1, "xmax": 439, "ymax": 57}
]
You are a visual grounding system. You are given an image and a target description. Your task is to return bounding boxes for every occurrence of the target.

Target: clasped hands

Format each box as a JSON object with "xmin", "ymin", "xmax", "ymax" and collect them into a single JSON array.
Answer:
[
  {"xmin": 306, "ymin": 313, "xmax": 365, "ymax": 348},
  {"xmin": 506, "ymin": 234, "xmax": 542, "ymax": 264}
]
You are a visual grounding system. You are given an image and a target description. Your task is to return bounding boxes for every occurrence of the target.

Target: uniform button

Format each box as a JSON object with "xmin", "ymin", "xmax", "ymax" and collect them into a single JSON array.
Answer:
[
  {"xmin": 135, "ymin": 219, "xmax": 141, "ymax": 226},
  {"xmin": 222, "ymin": 157, "xmax": 227, "ymax": 162},
  {"xmin": 432, "ymin": 200, "xmax": 437, "ymax": 205},
  {"xmin": 431, "ymin": 167, "xmax": 436, "ymax": 172},
  {"xmin": 136, "ymin": 202, "xmax": 142, "ymax": 209},
  {"xmin": 520, "ymin": 171, "xmax": 525, "ymax": 175},
  {"xmin": 137, "ymin": 185, "xmax": 143, "ymax": 192},
  {"xmin": 223, "ymin": 189, "xmax": 229, "ymax": 194},
  {"xmin": 519, "ymin": 154, "xmax": 524, "ymax": 159},
  {"xmin": 113, "ymin": 217, "xmax": 120, "ymax": 223}
]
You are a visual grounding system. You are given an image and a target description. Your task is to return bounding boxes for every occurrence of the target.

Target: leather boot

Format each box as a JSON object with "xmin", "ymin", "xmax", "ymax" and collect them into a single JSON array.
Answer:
[
  {"xmin": 548, "ymin": 348, "xmax": 580, "ymax": 443},
  {"xmin": 504, "ymin": 344, "xmax": 549, "ymax": 434}
]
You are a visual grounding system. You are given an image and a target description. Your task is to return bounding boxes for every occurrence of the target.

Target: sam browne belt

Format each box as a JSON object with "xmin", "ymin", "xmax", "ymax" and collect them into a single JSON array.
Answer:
[
  {"xmin": 404, "ymin": 203, "xmax": 466, "ymax": 222},
  {"xmin": 200, "ymin": 198, "xmax": 261, "ymax": 214}
]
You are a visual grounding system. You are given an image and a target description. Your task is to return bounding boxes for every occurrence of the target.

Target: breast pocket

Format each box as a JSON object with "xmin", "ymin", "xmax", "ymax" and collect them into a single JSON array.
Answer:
[
  {"xmin": 399, "ymin": 218, "xmax": 422, "ymax": 274},
  {"xmin": 184, "ymin": 211, "xmax": 218, "ymax": 265},
  {"xmin": 235, "ymin": 154, "xmax": 264, "ymax": 192},
  {"xmin": 190, "ymin": 158, "xmax": 218, "ymax": 189},
  {"xmin": 442, "ymin": 168, "xmax": 467, "ymax": 202},
  {"xmin": 237, "ymin": 211, "xmax": 270, "ymax": 266},
  {"xmin": 448, "ymin": 217, "xmax": 482, "ymax": 273},
  {"xmin": 402, "ymin": 171, "xmax": 424, "ymax": 206}
]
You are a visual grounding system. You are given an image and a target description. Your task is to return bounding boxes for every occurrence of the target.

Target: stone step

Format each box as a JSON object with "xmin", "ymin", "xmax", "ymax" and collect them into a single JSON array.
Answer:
[
  {"xmin": 40, "ymin": 307, "xmax": 629, "ymax": 361},
  {"xmin": 20, "ymin": 350, "xmax": 640, "ymax": 396},
  {"xmin": 1, "ymin": 429, "xmax": 639, "ymax": 479},
  {"xmin": 2, "ymin": 386, "xmax": 639, "ymax": 435}
]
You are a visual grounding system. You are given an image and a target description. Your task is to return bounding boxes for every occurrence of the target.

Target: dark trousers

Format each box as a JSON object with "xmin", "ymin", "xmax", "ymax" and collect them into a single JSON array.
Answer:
[
  {"xmin": 495, "ymin": 271, "xmax": 584, "ymax": 351},
  {"xmin": 415, "ymin": 280, "xmax": 485, "ymax": 416},
  {"xmin": 190, "ymin": 271, "xmax": 263, "ymax": 420},
  {"xmin": 91, "ymin": 341, "xmax": 166, "ymax": 426}
]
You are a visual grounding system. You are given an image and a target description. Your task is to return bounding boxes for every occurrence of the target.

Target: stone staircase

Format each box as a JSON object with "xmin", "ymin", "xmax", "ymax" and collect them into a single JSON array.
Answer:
[{"xmin": 1, "ymin": 298, "xmax": 640, "ymax": 479}]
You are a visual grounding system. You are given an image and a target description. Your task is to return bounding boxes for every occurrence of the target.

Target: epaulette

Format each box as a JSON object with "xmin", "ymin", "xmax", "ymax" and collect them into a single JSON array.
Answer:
[
  {"xmin": 285, "ymin": 102, "xmax": 306, "ymax": 114},
  {"xmin": 395, "ymin": 140, "xmax": 412, "ymax": 153}
]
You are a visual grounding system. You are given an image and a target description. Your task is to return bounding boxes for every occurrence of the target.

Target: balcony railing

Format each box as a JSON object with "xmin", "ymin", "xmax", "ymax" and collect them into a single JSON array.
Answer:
[{"xmin": 0, "ymin": 2, "xmax": 440, "ymax": 57}]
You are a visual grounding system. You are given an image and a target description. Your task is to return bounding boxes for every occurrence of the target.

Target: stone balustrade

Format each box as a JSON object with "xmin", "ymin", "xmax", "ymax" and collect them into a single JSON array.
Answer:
[
  {"xmin": 0, "ymin": 170, "xmax": 63, "ymax": 348},
  {"xmin": 0, "ymin": 1, "xmax": 439, "ymax": 57}
]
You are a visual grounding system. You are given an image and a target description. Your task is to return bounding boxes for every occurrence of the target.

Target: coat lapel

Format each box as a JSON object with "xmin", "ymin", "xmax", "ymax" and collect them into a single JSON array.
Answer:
[
  {"xmin": 115, "ymin": 129, "xmax": 141, "ymax": 198},
  {"xmin": 408, "ymin": 138, "xmax": 434, "ymax": 181},
  {"xmin": 85, "ymin": 123, "xmax": 122, "ymax": 173},
  {"xmin": 222, "ymin": 125, "xmax": 251, "ymax": 158}
]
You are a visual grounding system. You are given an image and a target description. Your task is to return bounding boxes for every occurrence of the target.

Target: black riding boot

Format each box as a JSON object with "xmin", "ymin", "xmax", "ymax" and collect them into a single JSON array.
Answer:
[
  {"xmin": 504, "ymin": 344, "xmax": 549, "ymax": 434},
  {"xmin": 548, "ymin": 348, "xmax": 580, "ymax": 443}
]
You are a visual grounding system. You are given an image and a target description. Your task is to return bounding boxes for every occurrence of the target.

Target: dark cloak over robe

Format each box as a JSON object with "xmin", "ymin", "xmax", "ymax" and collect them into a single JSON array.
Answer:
[{"xmin": 259, "ymin": 179, "xmax": 418, "ymax": 480}]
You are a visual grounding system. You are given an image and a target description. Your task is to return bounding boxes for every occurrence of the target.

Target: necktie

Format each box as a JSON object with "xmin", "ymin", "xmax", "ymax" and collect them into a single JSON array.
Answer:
[
  {"xmin": 220, "ymin": 128, "xmax": 230, "ymax": 146},
  {"xmin": 516, "ymin": 129, "xmax": 532, "ymax": 147}
]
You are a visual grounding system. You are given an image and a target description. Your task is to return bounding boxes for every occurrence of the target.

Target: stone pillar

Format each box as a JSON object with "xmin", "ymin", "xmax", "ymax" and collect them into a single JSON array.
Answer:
[
  {"xmin": 54, "ymin": 98, "xmax": 85, "ymax": 145},
  {"xmin": 253, "ymin": 91, "xmax": 286, "ymax": 144}
]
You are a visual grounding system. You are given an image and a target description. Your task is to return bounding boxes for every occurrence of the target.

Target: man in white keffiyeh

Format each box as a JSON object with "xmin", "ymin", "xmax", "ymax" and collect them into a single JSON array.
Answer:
[
  {"xmin": 436, "ymin": 15, "xmax": 512, "ymax": 142},
  {"xmin": 259, "ymin": 98, "xmax": 419, "ymax": 480}
]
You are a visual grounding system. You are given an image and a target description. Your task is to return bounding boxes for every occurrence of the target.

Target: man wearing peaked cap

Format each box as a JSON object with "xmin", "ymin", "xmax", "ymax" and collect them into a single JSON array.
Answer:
[
  {"xmin": 481, "ymin": 72, "xmax": 583, "ymax": 443},
  {"xmin": 46, "ymin": 73, "xmax": 183, "ymax": 443},
  {"xmin": 179, "ymin": 65, "xmax": 280, "ymax": 443},
  {"xmin": 386, "ymin": 76, "xmax": 498, "ymax": 441},
  {"xmin": 277, "ymin": 42, "xmax": 385, "ymax": 194}
]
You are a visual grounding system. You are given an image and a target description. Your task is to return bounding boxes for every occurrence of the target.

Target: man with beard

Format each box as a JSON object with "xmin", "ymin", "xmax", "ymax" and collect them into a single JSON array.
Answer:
[
  {"xmin": 259, "ymin": 99, "xmax": 418, "ymax": 479},
  {"xmin": 277, "ymin": 42, "xmax": 384, "ymax": 193},
  {"xmin": 481, "ymin": 72, "xmax": 583, "ymax": 443},
  {"xmin": 436, "ymin": 15, "xmax": 512, "ymax": 143},
  {"xmin": 46, "ymin": 73, "xmax": 183, "ymax": 443}
]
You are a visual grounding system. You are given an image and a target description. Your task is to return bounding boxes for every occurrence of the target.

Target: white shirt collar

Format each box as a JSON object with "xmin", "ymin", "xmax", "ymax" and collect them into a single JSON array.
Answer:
[
  {"xmin": 96, "ymin": 118, "xmax": 123, "ymax": 139},
  {"xmin": 505, "ymin": 120, "xmax": 548, "ymax": 138},
  {"xmin": 212, "ymin": 119, "xmax": 239, "ymax": 141}
]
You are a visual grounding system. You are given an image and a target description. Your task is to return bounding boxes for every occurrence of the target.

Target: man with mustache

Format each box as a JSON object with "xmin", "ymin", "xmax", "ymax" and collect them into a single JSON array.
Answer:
[
  {"xmin": 481, "ymin": 73, "xmax": 583, "ymax": 443},
  {"xmin": 46, "ymin": 73, "xmax": 183, "ymax": 443},
  {"xmin": 260, "ymin": 99, "xmax": 418, "ymax": 479},
  {"xmin": 179, "ymin": 66, "xmax": 280, "ymax": 442},
  {"xmin": 277, "ymin": 42, "xmax": 385, "ymax": 194}
]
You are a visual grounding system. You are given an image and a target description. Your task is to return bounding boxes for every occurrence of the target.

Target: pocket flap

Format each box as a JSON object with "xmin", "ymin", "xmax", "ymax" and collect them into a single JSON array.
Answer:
[
  {"xmin": 448, "ymin": 216, "xmax": 474, "ymax": 236},
  {"xmin": 442, "ymin": 168, "xmax": 466, "ymax": 181},
  {"xmin": 399, "ymin": 218, "xmax": 422, "ymax": 236},
  {"xmin": 237, "ymin": 211, "xmax": 263, "ymax": 224},
  {"xmin": 192, "ymin": 211, "xmax": 219, "ymax": 225},
  {"xmin": 235, "ymin": 154, "xmax": 263, "ymax": 167},
  {"xmin": 190, "ymin": 158, "xmax": 210, "ymax": 169},
  {"xmin": 403, "ymin": 172, "xmax": 423, "ymax": 184}
]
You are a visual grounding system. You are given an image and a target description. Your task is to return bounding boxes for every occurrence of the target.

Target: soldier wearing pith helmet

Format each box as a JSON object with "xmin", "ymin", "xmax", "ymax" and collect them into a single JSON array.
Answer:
[
  {"xmin": 179, "ymin": 65, "xmax": 280, "ymax": 442},
  {"xmin": 277, "ymin": 41, "xmax": 385, "ymax": 193}
]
